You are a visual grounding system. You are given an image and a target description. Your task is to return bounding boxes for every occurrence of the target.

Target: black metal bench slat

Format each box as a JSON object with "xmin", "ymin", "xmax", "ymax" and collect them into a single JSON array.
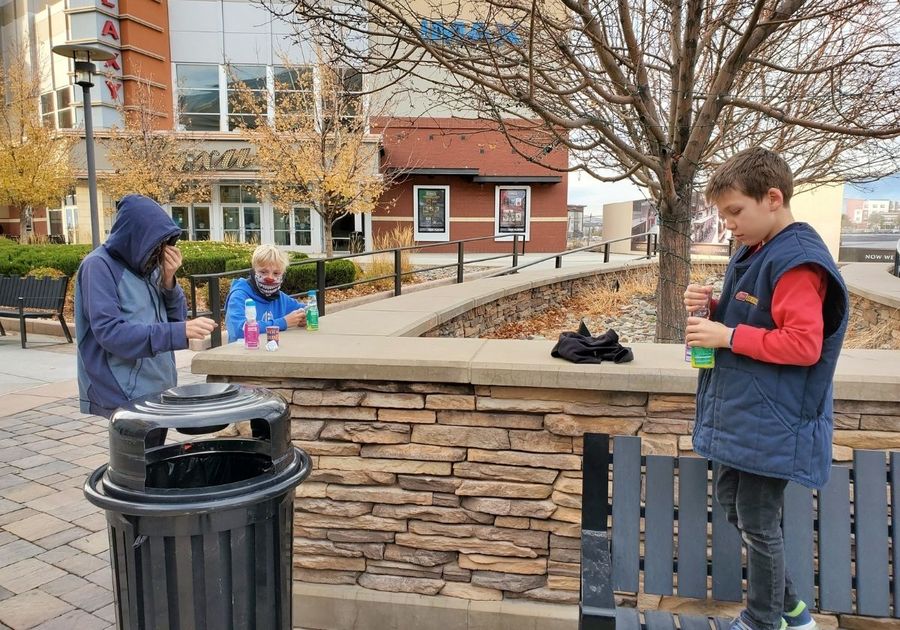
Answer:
[
  {"xmin": 892, "ymin": 452, "xmax": 900, "ymax": 618},
  {"xmin": 678, "ymin": 615, "xmax": 713, "ymax": 630},
  {"xmin": 644, "ymin": 455, "xmax": 675, "ymax": 596},
  {"xmin": 816, "ymin": 465, "xmax": 852, "ymax": 613},
  {"xmin": 612, "ymin": 436, "xmax": 642, "ymax": 593},
  {"xmin": 712, "ymin": 618, "xmax": 732, "ymax": 630},
  {"xmin": 677, "ymin": 457, "xmax": 709, "ymax": 599},
  {"xmin": 643, "ymin": 609, "xmax": 676, "ymax": 630},
  {"xmin": 783, "ymin": 482, "xmax": 815, "ymax": 608},
  {"xmin": 615, "ymin": 607, "xmax": 641, "ymax": 630},
  {"xmin": 710, "ymin": 463, "xmax": 743, "ymax": 602},
  {"xmin": 853, "ymin": 449, "xmax": 891, "ymax": 617}
]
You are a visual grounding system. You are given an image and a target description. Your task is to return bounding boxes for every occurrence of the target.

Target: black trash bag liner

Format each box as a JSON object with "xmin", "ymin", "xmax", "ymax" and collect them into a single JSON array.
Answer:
[
  {"xmin": 551, "ymin": 320, "xmax": 634, "ymax": 364},
  {"xmin": 146, "ymin": 451, "xmax": 274, "ymax": 489}
]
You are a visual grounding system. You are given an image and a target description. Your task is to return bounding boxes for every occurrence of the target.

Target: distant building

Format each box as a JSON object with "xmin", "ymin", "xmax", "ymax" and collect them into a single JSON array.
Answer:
[{"xmin": 567, "ymin": 205, "xmax": 585, "ymax": 238}]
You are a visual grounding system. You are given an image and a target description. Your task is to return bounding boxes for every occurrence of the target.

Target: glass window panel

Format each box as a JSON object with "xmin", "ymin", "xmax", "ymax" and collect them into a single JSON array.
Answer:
[
  {"xmin": 57, "ymin": 109, "xmax": 73, "ymax": 129},
  {"xmin": 273, "ymin": 211, "xmax": 290, "ymax": 231},
  {"xmin": 227, "ymin": 90, "xmax": 267, "ymax": 114},
  {"xmin": 178, "ymin": 90, "xmax": 220, "ymax": 114},
  {"xmin": 178, "ymin": 113, "xmax": 220, "ymax": 131},
  {"xmin": 42, "ymin": 113, "xmax": 55, "ymax": 128},
  {"xmin": 56, "ymin": 87, "xmax": 71, "ymax": 108},
  {"xmin": 240, "ymin": 187, "xmax": 259, "ymax": 203},
  {"xmin": 228, "ymin": 115, "xmax": 257, "ymax": 131},
  {"xmin": 220, "ymin": 187, "xmax": 241, "ymax": 203},
  {"xmin": 40, "ymin": 92, "xmax": 54, "ymax": 114},
  {"xmin": 223, "ymin": 206, "xmax": 240, "ymax": 229},
  {"xmin": 194, "ymin": 230, "xmax": 211, "ymax": 241},
  {"xmin": 293, "ymin": 207, "xmax": 311, "ymax": 229},
  {"xmin": 294, "ymin": 229, "xmax": 311, "ymax": 246},
  {"xmin": 273, "ymin": 230, "xmax": 290, "ymax": 246},
  {"xmin": 192, "ymin": 206, "xmax": 210, "ymax": 231},
  {"xmin": 243, "ymin": 206, "xmax": 261, "ymax": 230},
  {"xmin": 177, "ymin": 64, "xmax": 219, "ymax": 90},
  {"xmin": 171, "ymin": 207, "xmax": 188, "ymax": 228},
  {"xmin": 245, "ymin": 230, "xmax": 261, "ymax": 244},
  {"xmin": 273, "ymin": 66, "xmax": 312, "ymax": 91},
  {"xmin": 229, "ymin": 65, "xmax": 267, "ymax": 90},
  {"xmin": 343, "ymin": 69, "xmax": 363, "ymax": 93}
]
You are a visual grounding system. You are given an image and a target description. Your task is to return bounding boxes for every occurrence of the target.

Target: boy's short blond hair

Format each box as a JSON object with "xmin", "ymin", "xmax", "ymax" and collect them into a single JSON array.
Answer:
[
  {"xmin": 251, "ymin": 244, "xmax": 290, "ymax": 272},
  {"xmin": 705, "ymin": 147, "xmax": 794, "ymax": 206}
]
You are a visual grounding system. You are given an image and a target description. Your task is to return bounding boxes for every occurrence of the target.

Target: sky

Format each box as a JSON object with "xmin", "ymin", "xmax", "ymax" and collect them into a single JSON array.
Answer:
[
  {"xmin": 568, "ymin": 170, "xmax": 900, "ymax": 214},
  {"xmin": 844, "ymin": 174, "xmax": 900, "ymax": 200}
]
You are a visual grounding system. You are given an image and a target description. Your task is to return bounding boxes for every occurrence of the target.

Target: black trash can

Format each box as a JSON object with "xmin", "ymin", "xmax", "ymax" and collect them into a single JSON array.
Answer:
[{"xmin": 84, "ymin": 383, "xmax": 311, "ymax": 630}]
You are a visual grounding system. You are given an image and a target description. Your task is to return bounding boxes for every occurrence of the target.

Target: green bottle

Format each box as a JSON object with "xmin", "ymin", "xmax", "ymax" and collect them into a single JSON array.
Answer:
[
  {"xmin": 305, "ymin": 290, "xmax": 319, "ymax": 331},
  {"xmin": 690, "ymin": 303, "xmax": 715, "ymax": 369}
]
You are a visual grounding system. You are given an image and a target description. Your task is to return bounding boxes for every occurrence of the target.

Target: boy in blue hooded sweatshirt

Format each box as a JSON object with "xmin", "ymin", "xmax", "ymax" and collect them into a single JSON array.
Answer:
[
  {"xmin": 225, "ymin": 244, "xmax": 305, "ymax": 341},
  {"xmin": 75, "ymin": 195, "xmax": 217, "ymax": 417}
]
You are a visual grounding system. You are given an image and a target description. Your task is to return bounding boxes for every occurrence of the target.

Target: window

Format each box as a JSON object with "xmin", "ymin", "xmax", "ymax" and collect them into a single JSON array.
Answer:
[
  {"xmin": 339, "ymin": 67, "xmax": 363, "ymax": 122},
  {"xmin": 413, "ymin": 185, "xmax": 450, "ymax": 242},
  {"xmin": 495, "ymin": 186, "xmax": 530, "ymax": 240},
  {"xmin": 273, "ymin": 65, "xmax": 313, "ymax": 118},
  {"xmin": 176, "ymin": 64, "xmax": 220, "ymax": 131},
  {"xmin": 220, "ymin": 185, "xmax": 260, "ymax": 243},
  {"xmin": 227, "ymin": 65, "xmax": 267, "ymax": 131},
  {"xmin": 171, "ymin": 205, "xmax": 211, "ymax": 241},
  {"xmin": 274, "ymin": 207, "xmax": 313, "ymax": 246},
  {"xmin": 39, "ymin": 87, "xmax": 74, "ymax": 130}
]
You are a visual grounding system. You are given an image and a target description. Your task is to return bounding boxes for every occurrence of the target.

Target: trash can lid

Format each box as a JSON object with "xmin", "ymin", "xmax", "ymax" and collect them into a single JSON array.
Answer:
[
  {"xmin": 160, "ymin": 383, "xmax": 240, "ymax": 404},
  {"xmin": 105, "ymin": 383, "xmax": 292, "ymax": 493}
]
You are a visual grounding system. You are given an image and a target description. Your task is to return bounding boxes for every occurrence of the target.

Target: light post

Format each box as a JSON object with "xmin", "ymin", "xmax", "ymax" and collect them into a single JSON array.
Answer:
[{"xmin": 51, "ymin": 44, "xmax": 115, "ymax": 249}]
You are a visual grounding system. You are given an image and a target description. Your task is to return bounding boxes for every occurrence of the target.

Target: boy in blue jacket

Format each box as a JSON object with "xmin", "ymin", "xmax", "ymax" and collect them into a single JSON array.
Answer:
[
  {"xmin": 684, "ymin": 148, "xmax": 849, "ymax": 630},
  {"xmin": 225, "ymin": 244, "xmax": 305, "ymax": 341},
  {"xmin": 75, "ymin": 195, "xmax": 217, "ymax": 417}
]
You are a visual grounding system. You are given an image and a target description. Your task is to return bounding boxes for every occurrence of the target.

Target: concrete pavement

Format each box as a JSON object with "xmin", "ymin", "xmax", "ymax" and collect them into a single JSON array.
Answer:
[{"xmin": 0, "ymin": 332, "xmax": 201, "ymax": 629}]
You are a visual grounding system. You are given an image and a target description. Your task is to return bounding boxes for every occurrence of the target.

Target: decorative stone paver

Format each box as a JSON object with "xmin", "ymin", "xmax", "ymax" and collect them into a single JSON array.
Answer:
[{"xmin": 0, "ymin": 362, "xmax": 204, "ymax": 629}]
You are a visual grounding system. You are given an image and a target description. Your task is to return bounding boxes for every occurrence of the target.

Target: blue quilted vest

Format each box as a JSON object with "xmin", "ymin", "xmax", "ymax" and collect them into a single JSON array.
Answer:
[{"xmin": 692, "ymin": 223, "xmax": 849, "ymax": 489}]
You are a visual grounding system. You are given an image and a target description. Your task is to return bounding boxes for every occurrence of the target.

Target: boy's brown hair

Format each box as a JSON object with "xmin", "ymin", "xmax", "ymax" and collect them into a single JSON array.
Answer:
[{"xmin": 705, "ymin": 147, "xmax": 793, "ymax": 206}]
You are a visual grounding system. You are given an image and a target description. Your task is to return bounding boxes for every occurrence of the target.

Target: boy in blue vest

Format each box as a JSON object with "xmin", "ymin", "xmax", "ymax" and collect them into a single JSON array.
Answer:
[{"xmin": 684, "ymin": 148, "xmax": 849, "ymax": 630}]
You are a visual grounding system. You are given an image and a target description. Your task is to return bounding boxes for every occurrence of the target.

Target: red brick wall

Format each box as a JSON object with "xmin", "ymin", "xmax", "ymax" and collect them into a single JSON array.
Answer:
[{"xmin": 373, "ymin": 118, "xmax": 568, "ymax": 253}]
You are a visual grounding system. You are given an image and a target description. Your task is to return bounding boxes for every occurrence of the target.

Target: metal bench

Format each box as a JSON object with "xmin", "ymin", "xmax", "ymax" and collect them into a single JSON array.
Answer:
[
  {"xmin": 580, "ymin": 433, "xmax": 898, "ymax": 629},
  {"xmin": 0, "ymin": 275, "xmax": 73, "ymax": 348}
]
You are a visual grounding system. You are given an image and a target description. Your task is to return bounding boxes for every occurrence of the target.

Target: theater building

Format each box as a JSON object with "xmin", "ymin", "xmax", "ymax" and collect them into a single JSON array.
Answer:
[{"xmin": 2, "ymin": 0, "xmax": 568, "ymax": 253}]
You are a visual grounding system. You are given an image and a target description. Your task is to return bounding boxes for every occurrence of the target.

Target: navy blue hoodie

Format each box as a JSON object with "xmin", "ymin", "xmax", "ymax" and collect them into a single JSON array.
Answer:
[{"xmin": 74, "ymin": 195, "xmax": 188, "ymax": 417}]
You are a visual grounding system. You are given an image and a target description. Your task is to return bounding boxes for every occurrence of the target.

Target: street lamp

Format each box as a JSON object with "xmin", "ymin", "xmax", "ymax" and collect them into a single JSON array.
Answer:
[{"xmin": 51, "ymin": 44, "xmax": 116, "ymax": 249}]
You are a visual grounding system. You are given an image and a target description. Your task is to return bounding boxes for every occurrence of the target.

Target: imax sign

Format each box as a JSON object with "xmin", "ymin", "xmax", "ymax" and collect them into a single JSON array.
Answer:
[{"xmin": 420, "ymin": 19, "xmax": 523, "ymax": 46}]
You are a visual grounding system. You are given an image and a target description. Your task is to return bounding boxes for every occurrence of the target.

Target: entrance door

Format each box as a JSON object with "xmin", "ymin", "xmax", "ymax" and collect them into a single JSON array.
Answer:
[
  {"xmin": 272, "ymin": 206, "xmax": 320, "ymax": 253},
  {"xmin": 332, "ymin": 213, "xmax": 355, "ymax": 253}
]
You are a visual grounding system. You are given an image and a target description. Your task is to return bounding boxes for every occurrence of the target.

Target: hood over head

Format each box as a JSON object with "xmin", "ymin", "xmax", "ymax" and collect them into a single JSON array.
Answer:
[{"xmin": 104, "ymin": 195, "xmax": 181, "ymax": 274}]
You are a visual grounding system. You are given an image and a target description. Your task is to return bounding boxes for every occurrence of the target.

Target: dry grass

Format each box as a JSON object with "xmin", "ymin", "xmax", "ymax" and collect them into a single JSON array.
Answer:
[
  {"xmin": 844, "ymin": 308, "xmax": 900, "ymax": 350},
  {"xmin": 363, "ymin": 226, "xmax": 417, "ymax": 290}
]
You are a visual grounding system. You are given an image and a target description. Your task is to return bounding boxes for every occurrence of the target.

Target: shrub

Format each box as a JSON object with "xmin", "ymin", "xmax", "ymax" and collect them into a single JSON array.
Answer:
[
  {"xmin": 25, "ymin": 267, "xmax": 66, "ymax": 279},
  {"xmin": 282, "ymin": 258, "xmax": 357, "ymax": 296}
]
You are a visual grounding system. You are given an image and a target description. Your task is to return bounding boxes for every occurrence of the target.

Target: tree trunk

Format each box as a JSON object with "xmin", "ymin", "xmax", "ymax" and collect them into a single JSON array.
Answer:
[
  {"xmin": 323, "ymin": 216, "xmax": 334, "ymax": 258},
  {"xmin": 655, "ymin": 198, "xmax": 693, "ymax": 343},
  {"xmin": 18, "ymin": 206, "xmax": 32, "ymax": 245}
]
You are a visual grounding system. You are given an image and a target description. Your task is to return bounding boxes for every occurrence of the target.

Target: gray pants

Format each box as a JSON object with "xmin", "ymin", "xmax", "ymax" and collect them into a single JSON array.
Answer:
[{"xmin": 715, "ymin": 465, "xmax": 801, "ymax": 630}]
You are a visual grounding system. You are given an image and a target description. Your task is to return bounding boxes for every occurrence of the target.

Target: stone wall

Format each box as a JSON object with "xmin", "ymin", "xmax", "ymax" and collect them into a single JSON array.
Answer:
[
  {"xmin": 424, "ymin": 268, "xmax": 646, "ymax": 338},
  {"xmin": 851, "ymin": 294, "xmax": 900, "ymax": 345},
  {"xmin": 212, "ymin": 374, "xmax": 900, "ymax": 606}
]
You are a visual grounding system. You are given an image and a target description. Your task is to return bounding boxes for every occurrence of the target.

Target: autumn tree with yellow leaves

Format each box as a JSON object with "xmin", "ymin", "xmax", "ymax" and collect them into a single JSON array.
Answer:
[
  {"xmin": 100, "ymin": 79, "xmax": 206, "ymax": 206},
  {"xmin": 233, "ymin": 60, "xmax": 387, "ymax": 257},
  {"xmin": 0, "ymin": 48, "xmax": 75, "ymax": 244}
]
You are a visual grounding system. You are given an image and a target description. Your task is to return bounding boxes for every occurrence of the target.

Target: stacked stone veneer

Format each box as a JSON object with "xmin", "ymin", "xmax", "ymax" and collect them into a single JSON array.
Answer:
[
  {"xmin": 424, "ymin": 267, "xmax": 648, "ymax": 338},
  {"xmin": 212, "ymin": 375, "xmax": 900, "ymax": 605},
  {"xmin": 851, "ymin": 294, "xmax": 900, "ymax": 344}
]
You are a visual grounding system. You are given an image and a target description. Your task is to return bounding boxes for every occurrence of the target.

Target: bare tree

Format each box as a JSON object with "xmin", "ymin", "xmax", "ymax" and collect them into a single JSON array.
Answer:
[{"xmin": 260, "ymin": 0, "xmax": 900, "ymax": 341}]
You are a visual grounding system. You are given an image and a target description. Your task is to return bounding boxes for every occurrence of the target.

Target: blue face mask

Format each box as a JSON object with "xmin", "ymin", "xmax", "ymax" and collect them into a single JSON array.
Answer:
[{"xmin": 253, "ymin": 271, "xmax": 283, "ymax": 297}]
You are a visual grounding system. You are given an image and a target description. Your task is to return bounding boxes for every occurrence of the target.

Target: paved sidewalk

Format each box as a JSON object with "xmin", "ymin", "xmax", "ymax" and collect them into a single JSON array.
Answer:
[{"xmin": 0, "ymin": 333, "xmax": 201, "ymax": 629}]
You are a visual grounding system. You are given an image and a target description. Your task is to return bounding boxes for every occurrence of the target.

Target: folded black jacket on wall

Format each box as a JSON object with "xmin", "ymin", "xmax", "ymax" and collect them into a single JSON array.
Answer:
[{"xmin": 550, "ymin": 324, "xmax": 634, "ymax": 364}]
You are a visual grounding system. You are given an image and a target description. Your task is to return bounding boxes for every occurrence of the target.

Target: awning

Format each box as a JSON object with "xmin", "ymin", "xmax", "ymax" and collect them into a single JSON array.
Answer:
[{"xmin": 472, "ymin": 175, "xmax": 562, "ymax": 184}]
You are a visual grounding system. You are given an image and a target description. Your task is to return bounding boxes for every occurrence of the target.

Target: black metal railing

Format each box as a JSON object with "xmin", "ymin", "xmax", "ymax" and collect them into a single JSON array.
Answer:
[
  {"xmin": 189, "ymin": 233, "xmax": 524, "ymax": 347},
  {"xmin": 487, "ymin": 232, "xmax": 659, "ymax": 277}
]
